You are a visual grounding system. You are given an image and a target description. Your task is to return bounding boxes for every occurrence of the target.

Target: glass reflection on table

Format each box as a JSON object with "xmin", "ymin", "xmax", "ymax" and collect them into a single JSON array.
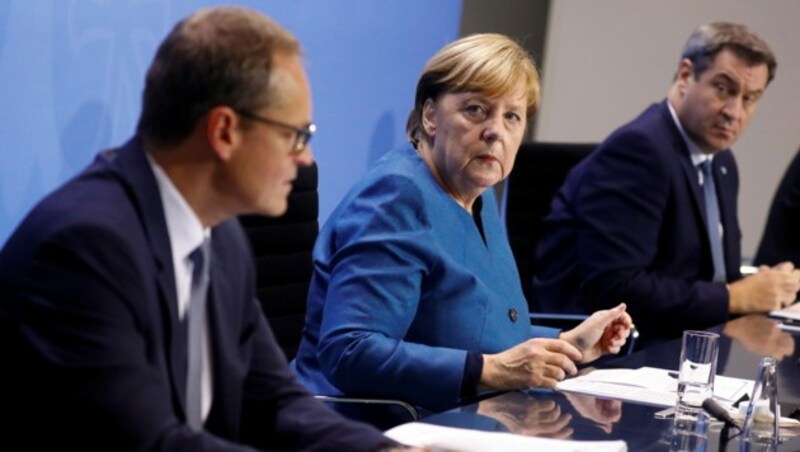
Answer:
[
  {"xmin": 425, "ymin": 389, "xmax": 671, "ymax": 449},
  {"xmin": 422, "ymin": 316, "xmax": 800, "ymax": 450},
  {"xmin": 425, "ymin": 389, "xmax": 800, "ymax": 451},
  {"xmin": 722, "ymin": 315, "xmax": 795, "ymax": 361}
]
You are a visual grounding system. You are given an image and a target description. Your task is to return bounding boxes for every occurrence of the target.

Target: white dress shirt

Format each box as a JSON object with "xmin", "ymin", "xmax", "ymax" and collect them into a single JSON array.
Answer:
[
  {"xmin": 147, "ymin": 153, "xmax": 213, "ymax": 424},
  {"xmin": 667, "ymin": 100, "xmax": 724, "ymax": 240}
]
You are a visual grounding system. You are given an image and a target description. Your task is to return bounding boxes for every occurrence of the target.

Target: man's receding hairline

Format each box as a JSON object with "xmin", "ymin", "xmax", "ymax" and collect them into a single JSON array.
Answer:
[{"xmin": 262, "ymin": 52, "xmax": 305, "ymax": 111}]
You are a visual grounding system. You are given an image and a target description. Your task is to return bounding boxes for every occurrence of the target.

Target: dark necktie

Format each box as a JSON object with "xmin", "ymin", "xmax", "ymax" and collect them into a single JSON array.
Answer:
[
  {"xmin": 699, "ymin": 161, "xmax": 726, "ymax": 283},
  {"xmin": 186, "ymin": 239, "xmax": 210, "ymax": 430}
]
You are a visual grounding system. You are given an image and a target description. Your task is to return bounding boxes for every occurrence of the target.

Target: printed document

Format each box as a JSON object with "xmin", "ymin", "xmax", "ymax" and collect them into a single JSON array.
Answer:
[
  {"xmin": 385, "ymin": 422, "xmax": 627, "ymax": 451},
  {"xmin": 555, "ymin": 367, "xmax": 752, "ymax": 408},
  {"xmin": 770, "ymin": 302, "xmax": 800, "ymax": 321}
]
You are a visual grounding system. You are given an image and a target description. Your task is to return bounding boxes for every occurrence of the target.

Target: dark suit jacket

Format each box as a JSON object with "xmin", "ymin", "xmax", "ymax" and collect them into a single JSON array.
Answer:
[
  {"xmin": 533, "ymin": 101, "xmax": 742, "ymax": 341},
  {"xmin": 0, "ymin": 138, "xmax": 388, "ymax": 451},
  {"xmin": 755, "ymin": 147, "xmax": 800, "ymax": 268}
]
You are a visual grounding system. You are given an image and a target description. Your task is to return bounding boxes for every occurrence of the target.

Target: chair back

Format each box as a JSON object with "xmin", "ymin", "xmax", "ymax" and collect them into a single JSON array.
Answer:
[
  {"xmin": 239, "ymin": 162, "xmax": 422, "ymax": 428},
  {"xmin": 502, "ymin": 142, "xmax": 596, "ymax": 309},
  {"xmin": 239, "ymin": 162, "xmax": 318, "ymax": 360}
]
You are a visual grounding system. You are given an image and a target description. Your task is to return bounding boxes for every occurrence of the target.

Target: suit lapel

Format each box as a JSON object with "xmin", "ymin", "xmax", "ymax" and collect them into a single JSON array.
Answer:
[
  {"xmin": 712, "ymin": 157, "xmax": 732, "ymax": 220},
  {"xmin": 104, "ymin": 138, "xmax": 188, "ymax": 413},
  {"xmin": 678, "ymin": 146, "xmax": 707, "ymax": 227},
  {"xmin": 658, "ymin": 102, "xmax": 708, "ymax": 229},
  {"xmin": 204, "ymin": 229, "xmax": 239, "ymax": 435},
  {"xmin": 713, "ymin": 154, "xmax": 736, "ymax": 271},
  {"xmin": 657, "ymin": 102, "xmax": 738, "ymax": 279}
]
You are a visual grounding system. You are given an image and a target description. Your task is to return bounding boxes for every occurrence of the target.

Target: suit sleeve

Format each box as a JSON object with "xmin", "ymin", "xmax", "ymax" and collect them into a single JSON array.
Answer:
[
  {"xmin": 4, "ymin": 224, "xmax": 266, "ymax": 451},
  {"xmin": 315, "ymin": 175, "xmax": 469, "ymax": 412},
  {"xmin": 240, "ymin": 302, "xmax": 392, "ymax": 452},
  {"xmin": 575, "ymin": 131, "xmax": 729, "ymax": 335},
  {"xmin": 754, "ymin": 148, "xmax": 800, "ymax": 267},
  {"xmin": 4, "ymin": 218, "xmax": 392, "ymax": 452}
]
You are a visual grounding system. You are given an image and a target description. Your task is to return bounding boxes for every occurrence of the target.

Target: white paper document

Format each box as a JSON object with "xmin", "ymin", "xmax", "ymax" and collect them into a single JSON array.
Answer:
[
  {"xmin": 555, "ymin": 367, "xmax": 753, "ymax": 408},
  {"xmin": 385, "ymin": 422, "xmax": 627, "ymax": 452},
  {"xmin": 770, "ymin": 302, "xmax": 800, "ymax": 321}
]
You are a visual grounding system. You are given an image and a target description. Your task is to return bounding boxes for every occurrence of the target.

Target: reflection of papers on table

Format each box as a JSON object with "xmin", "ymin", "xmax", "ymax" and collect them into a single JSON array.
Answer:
[
  {"xmin": 385, "ymin": 422, "xmax": 627, "ymax": 451},
  {"xmin": 555, "ymin": 367, "xmax": 752, "ymax": 408}
]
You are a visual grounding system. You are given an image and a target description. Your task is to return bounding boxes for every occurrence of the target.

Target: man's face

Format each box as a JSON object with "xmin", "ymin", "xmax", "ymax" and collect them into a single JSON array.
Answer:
[
  {"xmin": 674, "ymin": 48, "xmax": 769, "ymax": 153},
  {"xmin": 226, "ymin": 53, "xmax": 313, "ymax": 217}
]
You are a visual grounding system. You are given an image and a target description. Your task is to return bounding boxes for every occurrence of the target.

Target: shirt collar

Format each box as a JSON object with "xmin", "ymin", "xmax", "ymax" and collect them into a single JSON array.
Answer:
[
  {"xmin": 667, "ymin": 100, "xmax": 712, "ymax": 167},
  {"xmin": 145, "ymin": 153, "xmax": 208, "ymax": 262}
]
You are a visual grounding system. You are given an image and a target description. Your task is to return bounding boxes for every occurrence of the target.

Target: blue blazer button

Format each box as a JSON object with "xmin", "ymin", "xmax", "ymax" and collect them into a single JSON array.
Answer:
[{"xmin": 508, "ymin": 308, "xmax": 518, "ymax": 322}]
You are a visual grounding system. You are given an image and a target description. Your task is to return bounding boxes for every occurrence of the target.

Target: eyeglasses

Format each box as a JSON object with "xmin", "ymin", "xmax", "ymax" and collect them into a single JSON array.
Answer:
[{"xmin": 235, "ymin": 109, "xmax": 316, "ymax": 154}]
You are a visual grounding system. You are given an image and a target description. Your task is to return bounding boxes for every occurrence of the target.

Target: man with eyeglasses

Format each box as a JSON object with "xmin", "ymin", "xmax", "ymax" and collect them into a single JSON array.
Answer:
[
  {"xmin": 235, "ymin": 109, "xmax": 317, "ymax": 155},
  {"xmin": 0, "ymin": 6, "xmax": 406, "ymax": 451}
]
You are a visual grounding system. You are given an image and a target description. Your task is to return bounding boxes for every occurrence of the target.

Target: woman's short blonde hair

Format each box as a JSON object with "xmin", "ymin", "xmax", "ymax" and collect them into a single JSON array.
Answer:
[{"xmin": 406, "ymin": 33, "xmax": 540, "ymax": 146}]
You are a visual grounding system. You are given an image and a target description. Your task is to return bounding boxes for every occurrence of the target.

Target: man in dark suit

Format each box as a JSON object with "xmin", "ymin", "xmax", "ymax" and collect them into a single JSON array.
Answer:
[
  {"xmin": 755, "ymin": 146, "xmax": 800, "ymax": 268},
  {"xmin": 533, "ymin": 22, "xmax": 800, "ymax": 345},
  {"xmin": 0, "ymin": 6, "xmax": 399, "ymax": 451}
]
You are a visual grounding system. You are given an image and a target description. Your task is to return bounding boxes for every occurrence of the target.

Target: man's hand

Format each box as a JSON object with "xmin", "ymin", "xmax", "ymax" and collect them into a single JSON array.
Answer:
[
  {"xmin": 559, "ymin": 303, "xmax": 633, "ymax": 363},
  {"xmin": 729, "ymin": 262, "xmax": 800, "ymax": 314},
  {"xmin": 479, "ymin": 338, "xmax": 581, "ymax": 391}
]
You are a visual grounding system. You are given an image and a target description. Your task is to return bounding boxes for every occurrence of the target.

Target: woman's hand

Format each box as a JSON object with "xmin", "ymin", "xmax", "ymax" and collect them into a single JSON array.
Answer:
[
  {"xmin": 559, "ymin": 303, "xmax": 633, "ymax": 363},
  {"xmin": 479, "ymin": 338, "xmax": 581, "ymax": 391},
  {"xmin": 477, "ymin": 394, "xmax": 574, "ymax": 439},
  {"xmin": 562, "ymin": 392, "xmax": 622, "ymax": 434}
]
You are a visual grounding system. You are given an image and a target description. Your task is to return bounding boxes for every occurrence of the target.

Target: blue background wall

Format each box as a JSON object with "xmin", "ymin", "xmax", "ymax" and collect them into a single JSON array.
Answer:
[{"xmin": 0, "ymin": 0, "xmax": 462, "ymax": 245}]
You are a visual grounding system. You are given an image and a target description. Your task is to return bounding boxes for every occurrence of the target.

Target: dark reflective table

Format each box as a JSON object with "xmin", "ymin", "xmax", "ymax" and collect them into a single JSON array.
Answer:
[{"xmin": 422, "ymin": 315, "xmax": 800, "ymax": 450}]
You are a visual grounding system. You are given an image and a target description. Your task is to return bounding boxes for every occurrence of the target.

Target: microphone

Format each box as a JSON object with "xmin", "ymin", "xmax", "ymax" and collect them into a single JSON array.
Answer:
[{"xmin": 702, "ymin": 398, "xmax": 740, "ymax": 430}]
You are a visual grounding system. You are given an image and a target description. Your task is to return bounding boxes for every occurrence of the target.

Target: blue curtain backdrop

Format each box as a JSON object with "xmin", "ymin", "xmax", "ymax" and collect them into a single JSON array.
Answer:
[{"xmin": 0, "ymin": 0, "xmax": 462, "ymax": 245}]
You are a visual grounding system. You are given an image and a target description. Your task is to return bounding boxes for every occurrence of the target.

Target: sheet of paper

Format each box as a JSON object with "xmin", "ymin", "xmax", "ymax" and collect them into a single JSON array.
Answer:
[
  {"xmin": 770, "ymin": 302, "xmax": 800, "ymax": 321},
  {"xmin": 555, "ymin": 367, "xmax": 753, "ymax": 408},
  {"xmin": 385, "ymin": 422, "xmax": 627, "ymax": 452}
]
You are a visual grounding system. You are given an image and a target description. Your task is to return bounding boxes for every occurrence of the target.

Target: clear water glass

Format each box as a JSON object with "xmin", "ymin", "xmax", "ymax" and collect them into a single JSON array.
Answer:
[{"xmin": 675, "ymin": 330, "xmax": 719, "ymax": 418}]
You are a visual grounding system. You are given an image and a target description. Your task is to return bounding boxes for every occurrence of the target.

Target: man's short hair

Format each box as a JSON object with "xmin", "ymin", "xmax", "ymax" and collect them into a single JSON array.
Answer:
[
  {"xmin": 137, "ymin": 6, "xmax": 301, "ymax": 146},
  {"xmin": 680, "ymin": 22, "xmax": 776, "ymax": 85}
]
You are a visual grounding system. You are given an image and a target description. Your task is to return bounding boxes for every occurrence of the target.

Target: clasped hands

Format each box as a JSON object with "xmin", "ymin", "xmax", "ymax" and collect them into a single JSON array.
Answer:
[
  {"xmin": 729, "ymin": 261, "xmax": 800, "ymax": 314},
  {"xmin": 479, "ymin": 303, "xmax": 632, "ymax": 391}
]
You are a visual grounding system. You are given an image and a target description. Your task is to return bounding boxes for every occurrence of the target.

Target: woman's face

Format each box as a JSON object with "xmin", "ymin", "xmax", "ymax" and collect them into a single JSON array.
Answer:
[{"xmin": 422, "ymin": 87, "xmax": 527, "ymax": 206}]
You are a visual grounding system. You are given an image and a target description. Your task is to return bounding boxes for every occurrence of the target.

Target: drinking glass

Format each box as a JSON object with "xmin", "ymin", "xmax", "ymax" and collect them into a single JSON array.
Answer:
[{"xmin": 675, "ymin": 330, "xmax": 719, "ymax": 418}]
